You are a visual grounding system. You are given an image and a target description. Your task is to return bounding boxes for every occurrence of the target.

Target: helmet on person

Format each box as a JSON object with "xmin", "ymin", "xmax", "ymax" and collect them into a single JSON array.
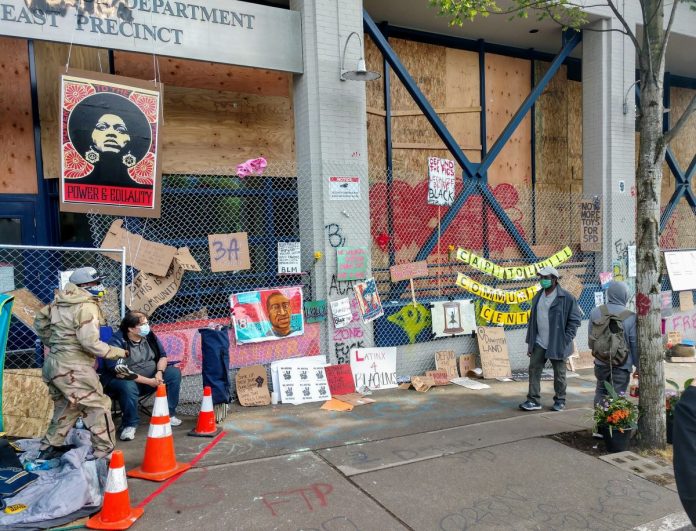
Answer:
[{"xmin": 68, "ymin": 267, "xmax": 101, "ymax": 286}]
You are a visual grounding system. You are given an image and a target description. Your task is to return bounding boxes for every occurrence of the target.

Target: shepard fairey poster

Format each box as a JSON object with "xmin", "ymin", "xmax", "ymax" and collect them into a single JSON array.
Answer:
[{"xmin": 60, "ymin": 69, "xmax": 163, "ymax": 218}]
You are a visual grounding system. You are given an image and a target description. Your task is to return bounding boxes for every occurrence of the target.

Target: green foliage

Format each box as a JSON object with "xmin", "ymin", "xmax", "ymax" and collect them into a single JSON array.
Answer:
[
  {"xmin": 429, "ymin": 0, "xmax": 588, "ymax": 29},
  {"xmin": 594, "ymin": 382, "xmax": 639, "ymax": 434}
]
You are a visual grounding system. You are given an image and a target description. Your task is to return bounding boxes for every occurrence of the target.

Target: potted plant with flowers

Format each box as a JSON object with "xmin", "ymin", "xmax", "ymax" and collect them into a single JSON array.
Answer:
[
  {"xmin": 594, "ymin": 382, "xmax": 638, "ymax": 453},
  {"xmin": 666, "ymin": 378, "xmax": 694, "ymax": 444}
]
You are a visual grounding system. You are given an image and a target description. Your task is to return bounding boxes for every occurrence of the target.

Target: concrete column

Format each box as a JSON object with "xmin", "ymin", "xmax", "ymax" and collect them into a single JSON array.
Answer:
[
  {"xmin": 582, "ymin": 18, "xmax": 637, "ymax": 280},
  {"xmin": 290, "ymin": 0, "xmax": 372, "ymax": 362}
]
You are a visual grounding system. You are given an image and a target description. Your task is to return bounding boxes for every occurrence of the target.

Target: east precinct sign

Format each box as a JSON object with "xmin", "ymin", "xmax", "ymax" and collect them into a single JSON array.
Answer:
[{"xmin": 0, "ymin": 0, "xmax": 303, "ymax": 72}]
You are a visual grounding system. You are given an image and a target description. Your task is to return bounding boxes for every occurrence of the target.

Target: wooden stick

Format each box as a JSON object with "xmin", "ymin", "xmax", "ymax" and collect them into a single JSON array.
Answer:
[{"xmin": 410, "ymin": 278, "xmax": 417, "ymax": 307}]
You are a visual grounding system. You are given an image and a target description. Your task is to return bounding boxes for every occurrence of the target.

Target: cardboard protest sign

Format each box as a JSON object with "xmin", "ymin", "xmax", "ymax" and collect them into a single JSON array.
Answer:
[
  {"xmin": 336, "ymin": 247, "xmax": 367, "ymax": 281},
  {"xmin": 562, "ymin": 273, "xmax": 584, "ymax": 301},
  {"xmin": 353, "ymin": 278, "xmax": 383, "ymax": 323},
  {"xmin": 679, "ymin": 291, "xmax": 694, "ymax": 312},
  {"xmin": 324, "ymin": 364, "xmax": 356, "ymax": 395},
  {"xmin": 431, "ymin": 300, "xmax": 476, "ymax": 337},
  {"xmin": 667, "ymin": 331, "xmax": 683, "ymax": 346},
  {"xmin": 321, "ymin": 398, "xmax": 353, "ymax": 412},
  {"xmin": 304, "ymin": 300, "xmax": 327, "ymax": 324},
  {"xmin": 100, "ymin": 219, "xmax": 176, "ymax": 276},
  {"xmin": 59, "ymin": 70, "xmax": 163, "ymax": 218},
  {"xmin": 208, "ymin": 232, "xmax": 251, "ymax": 272},
  {"xmin": 427, "ymin": 156, "xmax": 455, "ymax": 206},
  {"xmin": 426, "ymin": 370, "xmax": 451, "ymax": 386},
  {"xmin": 350, "ymin": 347, "xmax": 397, "ymax": 391},
  {"xmin": 278, "ymin": 242, "xmax": 301, "ymax": 274},
  {"xmin": 8, "ymin": 288, "xmax": 45, "ymax": 329},
  {"xmin": 580, "ymin": 199, "xmax": 602, "ymax": 252},
  {"xmin": 476, "ymin": 326, "xmax": 512, "ymax": 379},
  {"xmin": 333, "ymin": 393, "xmax": 375, "ymax": 406},
  {"xmin": 125, "ymin": 247, "xmax": 200, "ymax": 315},
  {"xmin": 230, "ymin": 287, "xmax": 304, "ymax": 344},
  {"xmin": 330, "ymin": 297, "xmax": 353, "ymax": 329},
  {"xmin": 458, "ymin": 354, "xmax": 477, "ymax": 377},
  {"xmin": 390, "ymin": 261, "xmax": 429, "ymax": 282},
  {"xmin": 411, "ymin": 375, "xmax": 435, "ymax": 393},
  {"xmin": 235, "ymin": 365, "xmax": 271, "ymax": 406},
  {"xmin": 435, "ymin": 350, "xmax": 458, "ymax": 379}
]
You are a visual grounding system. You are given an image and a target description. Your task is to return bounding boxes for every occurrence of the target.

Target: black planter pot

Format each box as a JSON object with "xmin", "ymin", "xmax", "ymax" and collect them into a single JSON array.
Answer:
[
  {"xmin": 667, "ymin": 416, "xmax": 674, "ymax": 445},
  {"xmin": 599, "ymin": 425, "xmax": 633, "ymax": 453}
]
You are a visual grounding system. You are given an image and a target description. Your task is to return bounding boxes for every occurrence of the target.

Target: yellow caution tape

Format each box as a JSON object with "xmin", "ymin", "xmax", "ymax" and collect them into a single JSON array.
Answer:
[
  {"xmin": 455, "ymin": 246, "xmax": 573, "ymax": 280},
  {"xmin": 480, "ymin": 305, "xmax": 531, "ymax": 325},
  {"xmin": 456, "ymin": 273, "xmax": 540, "ymax": 303},
  {"xmin": 4, "ymin": 503, "xmax": 28, "ymax": 514}
]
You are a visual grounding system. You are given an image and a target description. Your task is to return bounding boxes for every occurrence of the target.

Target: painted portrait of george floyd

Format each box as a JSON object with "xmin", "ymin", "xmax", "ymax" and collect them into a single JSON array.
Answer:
[{"xmin": 60, "ymin": 69, "xmax": 163, "ymax": 218}]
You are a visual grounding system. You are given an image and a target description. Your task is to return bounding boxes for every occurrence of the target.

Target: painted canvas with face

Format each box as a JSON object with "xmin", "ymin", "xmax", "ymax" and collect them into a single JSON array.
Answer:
[
  {"xmin": 59, "ymin": 69, "xmax": 163, "ymax": 218},
  {"xmin": 229, "ymin": 287, "xmax": 305, "ymax": 344}
]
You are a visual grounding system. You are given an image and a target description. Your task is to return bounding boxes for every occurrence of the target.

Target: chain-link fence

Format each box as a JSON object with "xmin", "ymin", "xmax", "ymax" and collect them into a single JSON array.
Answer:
[{"xmin": 1, "ymin": 245, "xmax": 126, "ymax": 370}]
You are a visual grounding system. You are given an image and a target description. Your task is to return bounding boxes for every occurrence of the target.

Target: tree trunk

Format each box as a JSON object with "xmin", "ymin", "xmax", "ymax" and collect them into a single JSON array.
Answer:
[{"xmin": 636, "ymin": 3, "xmax": 667, "ymax": 449}]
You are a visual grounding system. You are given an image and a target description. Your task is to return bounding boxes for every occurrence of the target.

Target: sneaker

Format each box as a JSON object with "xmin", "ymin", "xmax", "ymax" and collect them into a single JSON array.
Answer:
[
  {"xmin": 169, "ymin": 416, "xmax": 182, "ymax": 427},
  {"xmin": 551, "ymin": 401, "xmax": 566, "ymax": 411},
  {"xmin": 518, "ymin": 400, "xmax": 542, "ymax": 411},
  {"xmin": 119, "ymin": 426, "xmax": 136, "ymax": 441}
]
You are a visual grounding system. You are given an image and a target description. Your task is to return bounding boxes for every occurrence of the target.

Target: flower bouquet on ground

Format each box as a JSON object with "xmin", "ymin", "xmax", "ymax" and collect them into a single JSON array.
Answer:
[
  {"xmin": 594, "ymin": 382, "xmax": 638, "ymax": 453},
  {"xmin": 666, "ymin": 378, "xmax": 694, "ymax": 444}
]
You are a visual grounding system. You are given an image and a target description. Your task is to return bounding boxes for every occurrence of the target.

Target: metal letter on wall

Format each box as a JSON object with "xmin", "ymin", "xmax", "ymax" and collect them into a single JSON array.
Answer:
[{"xmin": 0, "ymin": 0, "xmax": 303, "ymax": 73}]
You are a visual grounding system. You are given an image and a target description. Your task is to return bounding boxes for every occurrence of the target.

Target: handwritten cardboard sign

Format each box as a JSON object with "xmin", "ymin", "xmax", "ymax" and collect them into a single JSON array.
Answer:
[
  {"xmin": 668, "ymin": 331, "xmax": 683, "ymax": 346},
  {"xmin": 427, "ymin": 156, "xmax": 455, "ymax": 206},
  {"xmin": 411, "ymin": 375, "xmax": 435, "ymax": 393},
  {"xmin": 278, "ymin": 241, "xmax": 301, "ymax": 274},
  {"xmin": 304, "ymin": 300, "xmax": 326, "ymax": 324},
  {"xmin": 426, "ymin": 370, "xmax": 451, "ymax": 386},
  {"xmin": 336, "ymin": 247, "xmax": 367, "ymax": 281},
  {"xmin": 390, "ymin": 260, "xmax": 429, "ymax": 282},
  {"xmin": 324, "ymin": 364, "xmax": 356, "ymax": 395},
  {"xmin": 351, "ymin": 347, "xmax": 397, "ymax": 391},
  {"xmin": 236, "ymin": 365, "xmax": 271, "ymax": 406},
  {"xmin": 435, "ymin": 350, "xmax": 458, "ymax": 379},
  {"xmin": 126, "ymin": 247, "xmax": 200, "ymax": 315},
  {"xmin": 476, "ymin": 326, "xmax": 512, "ymax": 379},
  {"xmin": 100, "ymin": 219, "xmax": 177, "ymax": 277},
  {"xmin": 580, "ymin": 200, "xmax": 602, "ymax": 252},
  {"xmin": 208, "ymin": 232, "xmax": 251, "ymax": 272},
  {"xmin": 8, "ymin": 288, "xmax": 45, "ymax": 329},
  {"xmin": 562, "ymin": 273, "xmax": 584, "ymax": 301},
  {"xmin": 680, "ymin": 291, "xmax": 694, "ymax": 312},
  {"xmin": 458, "ymin": 354, "xmax": 477, "ymax": 377}
]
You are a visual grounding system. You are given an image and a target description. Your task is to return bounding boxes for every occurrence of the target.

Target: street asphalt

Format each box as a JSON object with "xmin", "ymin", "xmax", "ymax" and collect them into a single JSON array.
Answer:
[{"xmin": 72, "ymin": 365, "xmax": 695, "ymax": 531}]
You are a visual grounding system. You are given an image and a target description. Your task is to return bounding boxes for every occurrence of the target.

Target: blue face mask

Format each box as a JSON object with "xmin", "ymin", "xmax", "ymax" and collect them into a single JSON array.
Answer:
[
  {"xmin": 540, "ymin": 279, "xmax": 553, "ymax": 289},
  {"xmin": 138, "ymin": 323, "xmax": 151, "ymax": 337}
]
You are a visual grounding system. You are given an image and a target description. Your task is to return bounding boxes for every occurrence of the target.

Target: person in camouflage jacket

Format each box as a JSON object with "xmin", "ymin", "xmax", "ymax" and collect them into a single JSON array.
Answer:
[{"xmin": 34, "ymin": 267, "xmax": 127, "ymax": 459}]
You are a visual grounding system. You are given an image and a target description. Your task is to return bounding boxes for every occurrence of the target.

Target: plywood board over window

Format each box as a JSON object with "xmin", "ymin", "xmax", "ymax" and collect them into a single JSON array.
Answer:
[
  {"xmin": 0, "ymin": 36, "xmax": 37, "ymax": 193},
  {"xmin": 34, "ymin": 41, "xmax": 103, "ymax": 180},
  {"xmin": 485, "ymin": 53, "xmax": 531, "ymax": 189},
  {"xmin": 365, "ymin": 35, "xmax": 386, "ymax": 176},
  {"xmin": 114, "ymin": 52, "xmax": 294, "ymax": 175}
]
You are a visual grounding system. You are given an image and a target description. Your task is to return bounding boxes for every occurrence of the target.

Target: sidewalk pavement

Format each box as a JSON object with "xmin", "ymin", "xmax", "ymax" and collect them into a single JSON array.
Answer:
[{"xmin": 102, "ymin": 366, "xmax": 693, "ymax": 531}]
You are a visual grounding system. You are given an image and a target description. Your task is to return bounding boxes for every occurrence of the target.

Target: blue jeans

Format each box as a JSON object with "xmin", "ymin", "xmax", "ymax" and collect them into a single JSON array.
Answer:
[{"xmin": 105, "ymin": 366, "xmax": 181, "ymax": 428}]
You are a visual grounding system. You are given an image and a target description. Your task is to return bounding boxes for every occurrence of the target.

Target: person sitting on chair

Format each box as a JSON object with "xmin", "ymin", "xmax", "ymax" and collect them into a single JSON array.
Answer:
[{"xmin": 102, "ymin": 311, "xmax": 182, "ymax": 441}]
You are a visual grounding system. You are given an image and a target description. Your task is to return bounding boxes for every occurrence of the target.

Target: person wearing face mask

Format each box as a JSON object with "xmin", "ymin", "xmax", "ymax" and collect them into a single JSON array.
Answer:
[
  {"xmin": 103, "ymin": 311, "xmax": 182, "ymax": 441},
  {"xmin": 34, "ymin": 267, "xmax": 127, "ymax": 460},
  {"xmin": 519, "ymin": 265, "xmax": 582, "ymax": 412}
]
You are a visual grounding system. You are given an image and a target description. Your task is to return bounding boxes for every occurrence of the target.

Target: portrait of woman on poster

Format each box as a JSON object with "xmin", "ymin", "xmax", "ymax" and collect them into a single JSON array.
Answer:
[{"xmin": 68, "ymin": 92, "xmax": 152, "ymax": 189}]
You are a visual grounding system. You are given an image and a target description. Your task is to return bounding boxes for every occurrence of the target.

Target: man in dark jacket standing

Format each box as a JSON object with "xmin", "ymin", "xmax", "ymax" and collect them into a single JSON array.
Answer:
[
  {"xmin": 519, "ymin": 265, "xmax": 582, "ymax": 412},
  {"xmin": 673, "ymin": 383, "xmax": 696, "ymax": 525}
]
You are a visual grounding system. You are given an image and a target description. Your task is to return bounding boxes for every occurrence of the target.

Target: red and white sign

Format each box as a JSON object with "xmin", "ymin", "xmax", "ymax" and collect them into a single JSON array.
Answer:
[
  {"xmin": 390, "ymin": 260, "xmax": 429, "ymax": 282},
  {"xmin": 329, "ymin": 176, "xmax": 361, "ymax": 201},
  {"xmin": 427, "ymin": 157, "xmax": 456, "ymax": 206}
]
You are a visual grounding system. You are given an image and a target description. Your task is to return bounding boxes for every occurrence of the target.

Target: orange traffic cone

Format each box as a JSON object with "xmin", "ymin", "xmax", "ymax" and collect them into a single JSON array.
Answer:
[
  {"xmin": 127, "ymin": 384, "xmax": 191, "ymax": 482},
  {"xmin": 86, "ymin": 450, "xmax": 143, "ymax": 530},
  {"xmin": 189, "ymin": 386, "xmax": 222, "ymax": 438}
]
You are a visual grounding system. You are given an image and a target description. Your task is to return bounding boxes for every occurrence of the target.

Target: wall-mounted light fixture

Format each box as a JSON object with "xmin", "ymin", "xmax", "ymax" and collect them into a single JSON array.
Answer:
[
  {"xmin": 623, "ymin": 80, "xmax": 639, "ymax": 115},
  {"xmin": 340, "ymin": 31, "xmax": 380, "ymax": 81}
]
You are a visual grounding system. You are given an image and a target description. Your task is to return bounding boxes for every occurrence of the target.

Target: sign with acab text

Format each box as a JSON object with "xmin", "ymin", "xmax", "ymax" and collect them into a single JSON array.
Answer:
[{"xmin": 350, "ymin": 347, "xmax": 397, "ymax": 391}]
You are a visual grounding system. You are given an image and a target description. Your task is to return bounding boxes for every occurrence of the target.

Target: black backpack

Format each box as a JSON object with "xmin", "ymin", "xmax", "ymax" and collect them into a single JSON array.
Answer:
[{"xmin": 589, "ymin": 305, "xmax": 634, "ymax": 367}]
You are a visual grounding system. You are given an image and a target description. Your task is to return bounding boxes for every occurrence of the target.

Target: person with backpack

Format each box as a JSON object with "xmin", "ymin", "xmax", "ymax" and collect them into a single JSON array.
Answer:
[
  {"xmin": 519, "ymin": 265, "xmax": 582, "ymax": 412},
  {"xmin": 588, "ymin": 280, "xmax": 638, "ymax": 405}
]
